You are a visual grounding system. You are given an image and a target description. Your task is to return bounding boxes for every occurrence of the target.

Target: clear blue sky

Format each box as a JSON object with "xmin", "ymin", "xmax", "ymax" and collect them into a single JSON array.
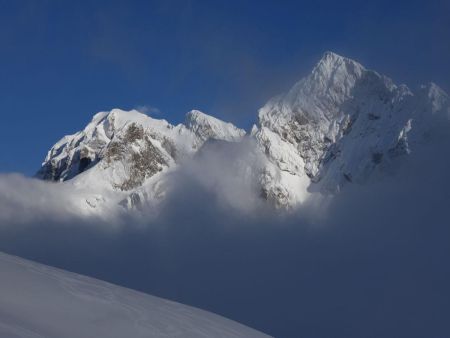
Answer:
[{"xmin": 1, "ymin": 0, "xmax": 449, "ymax": 175}]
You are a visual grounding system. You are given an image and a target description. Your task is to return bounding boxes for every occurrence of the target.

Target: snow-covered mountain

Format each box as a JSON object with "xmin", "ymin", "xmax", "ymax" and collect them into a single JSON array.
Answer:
[
  {"xmin": 36, "ymin": 109, "xmax": 245, "ymax": 214},
  {"xmin": 252, "ymin": 52, "xmax": 450, "ymax": 207},
  {"xmin": 36, "ymin": 52, "xmax": 450, "ymax": 212},
  {"xmin": 0, "ymin": 252, "xmax": 270, "ymax": 338}
]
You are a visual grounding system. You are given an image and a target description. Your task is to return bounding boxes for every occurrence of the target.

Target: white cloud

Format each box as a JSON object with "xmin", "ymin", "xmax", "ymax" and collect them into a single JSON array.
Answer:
[{"xmin": 134, "ymin": 105, "xmax": 162, "ymax": 116}]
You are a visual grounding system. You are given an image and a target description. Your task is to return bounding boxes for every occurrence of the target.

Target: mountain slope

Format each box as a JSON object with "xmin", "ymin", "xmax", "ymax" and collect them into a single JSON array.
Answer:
[{"xmin": 0, "ymin": 252, "xmax": 271, "ymax": 338}]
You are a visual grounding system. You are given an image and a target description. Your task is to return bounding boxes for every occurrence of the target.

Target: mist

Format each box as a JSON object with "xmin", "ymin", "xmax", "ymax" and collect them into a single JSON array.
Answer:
[{"xmin": 0, "ymin": 133, "xmax": 450, "ymax": 338}]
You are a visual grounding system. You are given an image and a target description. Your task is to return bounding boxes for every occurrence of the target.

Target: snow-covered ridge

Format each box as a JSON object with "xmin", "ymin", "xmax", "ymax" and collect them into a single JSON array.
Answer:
[
  {"xmin": 36, "ymin": 51, "xmax": 450, "ymax": 212},
  {"xmin": 37, "ymin": 109, "xmax": 245, "ymax": 182},
  {"xmin": 36, "ymin": 109, "xmax": 245, "ymax": 213},
  {"xmin": 0, "ymin": 252, "xmax": 271, "ymax": 338}
]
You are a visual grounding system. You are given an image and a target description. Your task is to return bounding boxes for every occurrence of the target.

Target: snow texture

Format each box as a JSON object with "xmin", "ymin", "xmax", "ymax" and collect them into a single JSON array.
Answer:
[{"xmin": 0, "ymin": 252, "xmax": 270, "ymax": 338}]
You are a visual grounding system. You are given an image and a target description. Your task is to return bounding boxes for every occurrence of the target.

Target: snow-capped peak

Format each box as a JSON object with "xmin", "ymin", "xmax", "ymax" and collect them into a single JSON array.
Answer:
[
  {"xmin": 185, "ymin": 110, "xmax": 246, "ymax": 142},
  {"xmin": 252, "ymin": 52, "xmax": 450, "ymax": 207},
  {"xmin": 313, "ymin": 51, "xmax": 365, "ymax": 78},
  {"xmin": 36, "ymin": 108, "xmax": 245, "ymax": 215},
  {"xmin": 258, "ymin": 52, "xmax": 373, "ymax": 127},
  {"xmin": 297, "ymin": 51, "xmax": 369, "ymax": 105}
]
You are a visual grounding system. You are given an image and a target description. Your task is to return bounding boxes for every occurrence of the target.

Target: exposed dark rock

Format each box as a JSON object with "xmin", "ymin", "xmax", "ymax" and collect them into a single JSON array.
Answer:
[{"xmin": 78, "ymin": 157, "xmax": 91, "ymax": 173}]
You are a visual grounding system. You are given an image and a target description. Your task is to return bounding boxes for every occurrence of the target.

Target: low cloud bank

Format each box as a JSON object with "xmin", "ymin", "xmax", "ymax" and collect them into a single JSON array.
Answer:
[
  {"xmin": 0, "ymin": 135, "xmax": 450, "ymax": 337},
  {"xmin": 0, "ymin": 173, "xmax": 86, "ymax": 224}
]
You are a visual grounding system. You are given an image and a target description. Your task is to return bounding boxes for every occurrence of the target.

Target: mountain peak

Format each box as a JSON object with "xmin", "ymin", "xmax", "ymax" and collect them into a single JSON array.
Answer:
[
  {"xmin": 185, "ymin": 109, "xmax": 213, "ymax": 125},
  {"xmin": 321, "ymin": 51, "xmax": 345, "ymax": 61},
  {"xmin": 319, "ymin": 51, "xmax": 362, "ymax": 66},
  {"xmin": 312, "ymin": 51, "xmax": 365, "ymax": 79},
  {"xmin": 254, "ymin": 52, "xmax": 450, "ymax": 207},
  {"xmin": 270, "ymin": 52, "xmax": 368, "ymax": 111},
  {"xmin": 185, "ymin": 110, "xmax": 245, "ymax": 142},
  {"xmin": 184, "ymin": 110, "xmax": 225, "ymax": 132}
]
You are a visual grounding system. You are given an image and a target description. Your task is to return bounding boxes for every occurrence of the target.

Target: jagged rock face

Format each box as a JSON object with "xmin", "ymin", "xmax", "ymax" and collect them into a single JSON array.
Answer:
[
  {"xmin": 103, "ymin": 123, "xmax": 169, "ymax": 191},
  {"xmin": 252, "ymin": 52, "xmax": 450, "ymax": 206},
  {"xmin": 36, "ymin": 109, "xmax": 245, "ymax": 212}
]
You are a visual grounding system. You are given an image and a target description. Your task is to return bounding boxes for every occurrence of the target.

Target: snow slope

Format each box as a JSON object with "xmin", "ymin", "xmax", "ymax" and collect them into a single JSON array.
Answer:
[{"xmin": 0, "ymin": 252, "xmax": 271, "ymax": 338}]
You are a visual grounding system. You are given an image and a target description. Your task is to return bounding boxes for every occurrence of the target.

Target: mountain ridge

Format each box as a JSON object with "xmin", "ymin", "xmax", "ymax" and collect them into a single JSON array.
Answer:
[{"xmin": 36, "ymin": 52, "xmax": 450, "ymax": 214}]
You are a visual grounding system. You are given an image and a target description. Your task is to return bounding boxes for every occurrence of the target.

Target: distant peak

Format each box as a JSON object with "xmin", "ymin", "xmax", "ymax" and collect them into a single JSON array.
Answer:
[
  {"xmin": 184, "ymin": 110, "xmax": 245, "ymax": 141},
  {"xmin": 185, "ymin": 109, "xmax": 207, "ymax": 120},
  {"xmin": 185, "ymin": 110, "xmax": 214, "ymax": 126},
  {"xmin": 314, "ymin": 51, "xmax": 364, "ymax": 72},
  {"xmin": 185, "ymin": 109, "xmax": 236, "ymax": 127},
  {"xmin": 306, "ymin": 51, "xmax": 366, "ymax": 87},
  {"xmin": 322, "ymin": 51, "xmax": 344, "ymax": 61},
  {"xmin": 317, "ymin": 51, "xmax": 347, "ymax": 68}
]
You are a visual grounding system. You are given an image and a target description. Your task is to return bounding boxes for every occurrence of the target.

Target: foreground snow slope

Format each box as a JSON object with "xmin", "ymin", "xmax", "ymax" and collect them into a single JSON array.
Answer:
[{"xmin": 0, "ymin": 252, "xmax": 270, "ymax": 338}]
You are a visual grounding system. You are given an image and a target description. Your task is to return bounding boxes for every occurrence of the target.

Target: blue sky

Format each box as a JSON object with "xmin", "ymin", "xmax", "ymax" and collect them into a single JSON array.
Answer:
[{"xmin": 1, "ymin": 0, "xmax": 449, "ymax": 175}]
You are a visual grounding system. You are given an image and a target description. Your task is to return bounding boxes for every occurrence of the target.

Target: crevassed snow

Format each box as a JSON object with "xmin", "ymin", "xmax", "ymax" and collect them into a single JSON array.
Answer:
[{"xmin": 0, "ymin": 252, "xmax": 271, "ymax": 338}]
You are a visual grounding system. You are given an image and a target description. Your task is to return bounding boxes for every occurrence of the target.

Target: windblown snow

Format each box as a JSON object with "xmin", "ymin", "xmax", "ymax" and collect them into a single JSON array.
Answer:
[
  {"xmin": 36, "ymin": 52, "xmax": 450, "ymax": 213},
  {"xmin": 0, "ymin": 252, "xmax": 271, "ymax": 338}
]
